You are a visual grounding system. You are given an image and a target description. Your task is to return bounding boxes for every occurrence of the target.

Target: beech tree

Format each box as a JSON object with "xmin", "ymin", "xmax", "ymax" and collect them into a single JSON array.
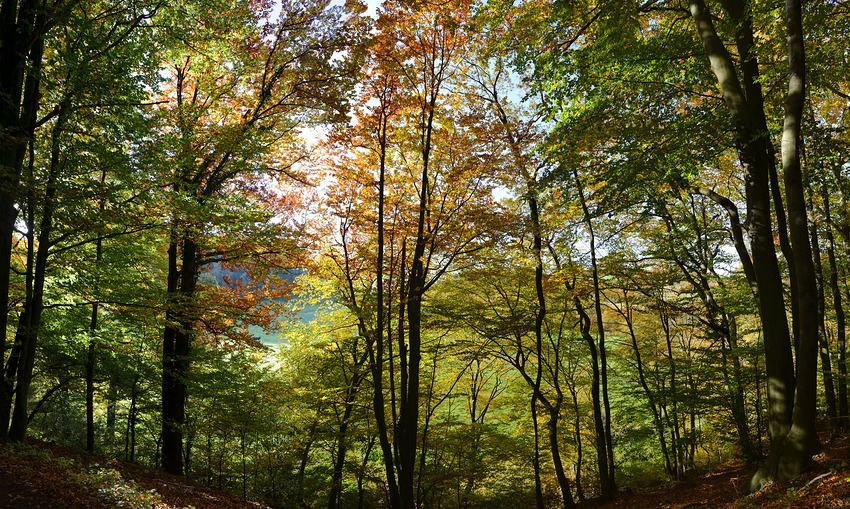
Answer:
[
  {"xmin": 0, "ymin": 1, "xmax": 60, "ymax": 429},
  {"xmin": 1, "ymin": 0, "xmax": 164, "ymax": 442},
  {"xmin": 505, "ymin": 0, "xmax": 825, "ymax": 487},
  {"xmin": 152, "ymin": 0, "xmax": 367, "ymax": 475},
  {"xmin": 319, "ymin": 1, "xmax": 499, "ymax": 504}
]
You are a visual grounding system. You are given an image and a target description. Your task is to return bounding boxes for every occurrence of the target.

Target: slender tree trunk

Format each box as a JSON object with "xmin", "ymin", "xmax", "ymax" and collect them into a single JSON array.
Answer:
[
  {"xmin": 8, "ymin": 107, "xmax": 64, "ymax": 442},
  {"xmin": 720, "ymin": 315, "xmax": 752, "ymax": 460},
  {"xmin": 161, "ymin": 234, "xmax": 197, "ymax": 475},
  {"xmin": 810, "ymin": 195, "xmax": 838, "ymax": 429},
  {"xmin": 490, "ymin": 76, "xmax": 570, "ymax": 506},
  {"xmin": 728, "ymin": 315, "xmax": 756, "ymax": 460},
  {"xmin": 106, "ymin": 380, "xmax": 117, "ymax": 447},
  {"xmin": 571, "ymin": 292, "xmax": 609, "ymax": 493},
  {"xmin": 86, "ymin": 208, "xmax": 104, "ymax": 452},
  {"xmin": 367, "ymin": 96, "xmax": 401, "ymax": 508},
  {"xmin": 0, "ymin": 4, "xmax": 45, "ymax": 441},
  {"xmin": 184, "ymin": 410, "xmax": 194, "ymax": 476},
  {"xmin": 531, "ymin": 398, "xmax": 544, "ymax": 509},
  {"xmin": 296, "ymin": 426, "xmax": 315, "ymax": 508},
  {"xmin": 329, "ymin": 370, "xmax": 364, "ymax": 509},
  {"xmin": 660, "ymin": 392, "xmax": 678, "ymax": 477},
  {"xmin": 834, "ymin": 172, "xmax": 850, "ymax": 429},
  {"xmin": 688, "ymin": 400, "xmax": 697, "ymax": 470},
  {"xmin": 205, "ymin": 433, "xmax": 213, "ymax": 486},
  {"xmin": 619, "ymin": 295, "xmax": 673, "ymax": 474},
  {"xmin": 547, "ymin": 407, "xmax": 576, "ymax": 508},
  {"xmin": 416, "ymin": 352, "xmax": 444, "ymax": 509},
  {"xmin": 241, "ymin": 432, "xmax": 246, "ymax": 499},
  {"xmin": 661, "ymin": 308, "xmax": 683, "ymax": 480},
  {"xmin": 525, "ymin": 176, "xmax": 575, "ymax": 507},
  {"xmin": 657, "ymin": 199, "xmax": 755, "ymax": 460},
  {"xmin": 2, "ymin": 178, "xmax": 34, "ymax": 437},
  {"xmin": 575, "ymin": 169, "xmax": 615, "ymax": 495},
  {"xmin": 530, "ymin": 187, "xmax": 554, "ymax": 506},
  {"xmin": 86, "ymin": 302, "xmax": 98, "ymax": 451},
  {"xmin": 357, "ymin": 435, "xmax": 375, "ymax": 509},
  {"xmin": 126, "ymin": 376, "xmax": 138, "ymax": 461},
  {"xmin": 822, "ymin": 190, "xmax": 849, "ymax": 429},
  {"xmin": 569, "ymin": 383, "xmax": 584, "ymax": 500}
]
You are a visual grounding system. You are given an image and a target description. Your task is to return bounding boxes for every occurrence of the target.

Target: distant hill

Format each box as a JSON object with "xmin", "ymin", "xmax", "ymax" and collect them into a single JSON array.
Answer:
[{"xmin": 199, "ymin": 264, "xmax": 326, "ymax": 347}]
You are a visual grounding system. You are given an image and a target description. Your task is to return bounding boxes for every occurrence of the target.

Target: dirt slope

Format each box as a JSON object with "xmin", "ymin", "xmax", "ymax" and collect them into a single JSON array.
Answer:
[
  {"xmin": 1, "ymin": 434, "xmax": 848, "ymax": 508},
  {"xmin": 0, "ymin": 439, "xmax": 270, "ymax": 509}
]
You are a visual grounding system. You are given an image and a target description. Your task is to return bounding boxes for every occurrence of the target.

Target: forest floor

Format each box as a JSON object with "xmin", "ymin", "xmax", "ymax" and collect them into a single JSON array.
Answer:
[
  {"xmin": 0, "ymin": 434, "xmax": 848, "ymax": 508},
  {"xmin": 588, "ymin": 432, "xmax": 850, "ymax": 509},
  {"xmin": 0, "ymin": 438, "xmax": 271, "ymax": 508}
]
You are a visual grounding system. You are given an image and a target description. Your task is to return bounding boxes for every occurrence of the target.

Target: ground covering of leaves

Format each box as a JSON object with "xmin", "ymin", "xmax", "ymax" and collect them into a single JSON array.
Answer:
[
  {"xmin": 0, "ymin": 438, "xmax": 270, "ymax": 508},
  {"xmin": 589, "ymin": 432, "xmax": 850, "ymax": 508},
  {"xmin": 0, "ymin": 435, "xmax": 848, "ymax": 508}
]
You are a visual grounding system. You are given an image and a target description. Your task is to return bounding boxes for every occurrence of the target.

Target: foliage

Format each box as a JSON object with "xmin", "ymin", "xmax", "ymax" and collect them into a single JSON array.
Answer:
[{"xmin": 4, "ymin": 0, "xmax": 850, "ymax": 506}]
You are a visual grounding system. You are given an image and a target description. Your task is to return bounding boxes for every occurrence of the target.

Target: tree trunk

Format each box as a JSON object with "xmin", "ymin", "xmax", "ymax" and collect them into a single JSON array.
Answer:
[
  {"xmin": 574, "ymin": 168, "xmax": 616, "ymax": 495},
  {"xmin": 810, "ymin": 194, "xmax": 838, "ymax": 429},
  {"xmin": 661, "ymin": 306, "xmax": 683, "ymax": 480},
  {"xmin": 184, "ymin": 411, "xmax": 193, "ymax": 476},
  {"xmin": 750, "ymin": 0, "xmax": 821, "ymax": 488},
  {"xmin": 328, "ymin": 371, "xmax": 364, "ymax": 509},
  {"xmin": 531, "ymin": 257, "xmax": 545, "ymax": 507},
  {"xmin": 687, "ymin": 0, "xmax": 817, "ymax": 488},
  {"xmin": 822, "ymin": 190, "xmax": 849, "ymax": 429},
  {"xmin": 728, "ymin": 315, "xmax": 756, "ymax": 460},
  {"xmin": 357, "ymin": 435, "xmax": 375, "ymax": 509},
  {"xmin": 619, "ymin": 294, "xmax": 673, "ymax": 474},
  {"xmin": 106, "ymin": 382, "xmax": 117, "ymax": 447},
  {"xmin": 296, "ymin": 426, "xmax": 316, "ymax": 508},
  {"xmin": 394, "ymin": 72, "xmax": 440, "ymax": 507},
  {"xmin": 569, "ymin": 383, "xmax": 585, "ymax": 500},
  {"xmin": 531, "ymin": 398, "xmax": 544, "ymax": 509},
  {"xmin": 161, "ymin": 234, "xmax": 197, "ymax": 475},
  {"xmin": 0, "ymin": 3, "xmax": 45, "ymax": 441},
  {"xmin": 8, "ymin": 107, "xmax": 64, "ymax": 442},
  {"xmin": 660, "ymin": 393, "xmax": 678, "ymax": 477},
  {"xmin": 571, "ymin": 292, "xmax": 609, "ymax": 493},
  {"xmin": 86, "ymin": 233, "xmax": 103, "ymax": 452},
  {"xmin": 86, "ymin": 308, "xmax": 98, "ymax": 451},
  {"xmin": 125, "ymin": 375, "xmax": 138, "ymax": 461},
  {"xmin": 1, "ymin": 184, "xmax": 34, "ymax": 437},
  {"xmin": 754, "ymin": 342, "xmax": 764, "ymax": 458},
  {"xmin": 365, "ymin": 93, "xmax": 401, "ymax": 508},
  {"xmin": 548, "ymin": 408, "xmax": 576, "ymax": 508}
]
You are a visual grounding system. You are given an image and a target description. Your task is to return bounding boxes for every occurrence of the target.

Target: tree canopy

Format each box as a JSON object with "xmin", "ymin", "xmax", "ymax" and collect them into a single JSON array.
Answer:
[{"xmin": 2, "ymin": 0, "xmax": 850, "ymax": 507}]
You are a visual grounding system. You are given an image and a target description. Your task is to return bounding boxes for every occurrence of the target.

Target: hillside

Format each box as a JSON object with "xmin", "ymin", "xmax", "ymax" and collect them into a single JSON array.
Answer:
[
  {"xmin": 0, "ymin": 439, "xmax": 270, "ymax": 509},
  {"xmin": 201, "ymin": 265, "xmax": 331, "ymax": 347},
  {"xmin": 589, "ymin": 432, "xmax": 850, "ymax": 509},
  {"xmin": 1, "ymin": 434, "xmax": 848, "ymax": 508}
]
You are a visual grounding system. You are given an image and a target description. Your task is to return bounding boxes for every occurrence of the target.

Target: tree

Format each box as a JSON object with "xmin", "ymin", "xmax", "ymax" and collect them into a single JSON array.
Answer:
[
  {"xmin": 2, "ymin": 0, "xmax": 164, "ymax": 441},
  {"xmin": 153, "ymin": 0, "xmax": 367, "ymax": 475},
  {"xmin": 505, "ymin": 0, "xmax": 822, "ymax": 487},
  {"xmin": 320, "ymin": 1, "xmax": 497, "ymax": 504},
  {"xmin": 0, "ymin": 2, "xmax": 58, "ymax": 431}
]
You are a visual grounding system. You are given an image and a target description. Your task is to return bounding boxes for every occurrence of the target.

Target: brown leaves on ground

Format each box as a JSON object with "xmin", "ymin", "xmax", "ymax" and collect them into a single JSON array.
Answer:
[
  {"xmin": 1, "ymin": 434, "xmax": 849, "ymax": 508},
  {"xmin": 0, "ymin": 438, "xmax": 270, "ymax": 509},
  {"xmin": 588, "ymin": 433, "xmax": 850, "ymax": 509}
]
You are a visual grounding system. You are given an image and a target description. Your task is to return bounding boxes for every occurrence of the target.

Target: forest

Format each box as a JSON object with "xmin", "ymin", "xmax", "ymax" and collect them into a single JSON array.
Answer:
[{"xmin": 1, "ymin": 0, "xmax": 849, "ymax": 507}]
